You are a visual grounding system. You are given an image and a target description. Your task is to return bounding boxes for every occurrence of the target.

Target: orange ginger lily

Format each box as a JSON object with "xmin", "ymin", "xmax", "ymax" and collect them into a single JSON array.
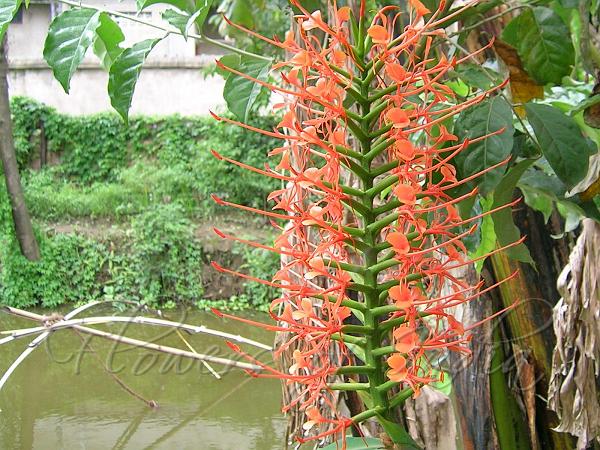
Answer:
[{"xmin": 209, "ymin": 1, "xmax": 520, "ymax": 447}]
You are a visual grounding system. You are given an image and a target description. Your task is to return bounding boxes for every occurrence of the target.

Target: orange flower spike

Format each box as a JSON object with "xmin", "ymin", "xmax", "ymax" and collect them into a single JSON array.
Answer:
[{"xmin": 212, "ymin": 2, "xmax": 520, "ymax": 446}]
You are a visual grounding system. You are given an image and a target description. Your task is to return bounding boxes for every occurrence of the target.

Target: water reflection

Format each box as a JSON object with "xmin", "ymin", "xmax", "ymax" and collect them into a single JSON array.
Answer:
[{"xmin": 0, "ymin": 308, "xmax": 286, "ymax": 450}]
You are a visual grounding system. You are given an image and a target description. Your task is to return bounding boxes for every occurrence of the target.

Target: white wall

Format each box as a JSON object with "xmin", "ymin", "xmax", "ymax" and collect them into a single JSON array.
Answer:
[
  {"xmin": 5, "ymin": 1, "xmax": 227, "ymax": 116},
  {"xmin": 8, "ymin": 66, "xmax": 226, "ymax": 116}
]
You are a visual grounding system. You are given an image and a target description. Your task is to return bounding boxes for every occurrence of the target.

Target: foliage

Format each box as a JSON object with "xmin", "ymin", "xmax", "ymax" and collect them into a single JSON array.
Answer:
[
  {"xmin": 0, "ymin": 228, "xmax": 105, "ymax": 308},
  {"xmin": 2, "ymin": 100, "xmax": 281, "ymax": 311},
  {"xmin": 11, "ymin": 97, "xmax": 279, "ymax": 213},
  {"xmin": 3, "ymin": 0, "xmax": 600, "ymax": 447},
  {"xmin": 209, "ymin": 0, "xmax": 290, "ymax": 57},
  {"xmin": 123, "ymin": 203, "xmax": 204, "ymax": 305}
]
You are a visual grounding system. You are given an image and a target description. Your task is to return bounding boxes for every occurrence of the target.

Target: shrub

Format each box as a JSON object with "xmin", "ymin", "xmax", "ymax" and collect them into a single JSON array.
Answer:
[
  {"xmin": 120, "ymin": 203, "xmax": 204, "ymax": 305},
  {"xmin": 0, "ymin": 232, "xmax": 106, "ymax": 308}
]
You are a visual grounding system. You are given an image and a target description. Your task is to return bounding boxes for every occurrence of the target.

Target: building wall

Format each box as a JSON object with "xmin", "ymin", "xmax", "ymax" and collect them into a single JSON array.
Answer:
[{"xmin": 6, "ymin": 1, "xmax": 226, "ymax": 116}]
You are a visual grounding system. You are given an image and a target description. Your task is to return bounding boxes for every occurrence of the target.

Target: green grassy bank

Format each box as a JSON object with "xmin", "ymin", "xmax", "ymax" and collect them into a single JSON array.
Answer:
[{"xmin": 0, "ymin": 97, "xmax": 280, "ymax": 311}]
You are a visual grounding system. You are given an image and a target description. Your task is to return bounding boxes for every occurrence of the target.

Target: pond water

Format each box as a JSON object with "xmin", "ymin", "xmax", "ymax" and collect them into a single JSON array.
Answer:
[{"xmin": 0, "ymin": 307, "xmax": 286, "ymax": 450}]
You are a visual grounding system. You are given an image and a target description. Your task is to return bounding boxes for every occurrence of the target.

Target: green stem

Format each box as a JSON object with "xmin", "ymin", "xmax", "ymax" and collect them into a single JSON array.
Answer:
[
  {"xmin": 331, "ymin": 333, "xmax": 366, "ymax": 346},
  {"xmin": 330, "ymin": 382, "xmax": 370, "ymax": 391},
  {"xmin": 490, "ymin": 326, "xmax": 531, "ymax": 450},
  {"xmin": 340, "ymin": 324, "xmax": 374, "ymax": 334},
  {"xmin": 336, "ymin": 365, "xmax": 375, "ymax": 375}
]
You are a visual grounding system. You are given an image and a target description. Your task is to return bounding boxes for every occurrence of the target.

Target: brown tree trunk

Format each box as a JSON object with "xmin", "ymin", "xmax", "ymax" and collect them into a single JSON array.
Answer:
[{"xmin": 0, "ymin": 37, "xmax": 39, "ymax": 261}]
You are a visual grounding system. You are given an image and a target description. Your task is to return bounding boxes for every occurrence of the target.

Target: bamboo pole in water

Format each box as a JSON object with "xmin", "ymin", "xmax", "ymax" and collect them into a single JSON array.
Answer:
[{"xmin": 0, "ymin": 305, "xmax": 266, "ymax": 393}]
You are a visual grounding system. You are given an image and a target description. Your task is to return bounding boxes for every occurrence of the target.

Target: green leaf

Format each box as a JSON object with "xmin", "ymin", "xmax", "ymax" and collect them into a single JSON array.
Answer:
[
  {"xmin": 357, "ymin": 391, "xmax": 374, "ymax": 409},
  {"xmin": 321, "ymin": 437, "xmax": 384, "ymax": 450},
  {"xmin": 190, "ymin": 0, "xmax": 213, "ymax": 32},
  {"xmin": 216, "ymin": 53, "xmax": 241, "ymax": 79},
  {"xmin": 345, "ymin": 341, "xmax": 365, "ymax": 363},
  {"xmin": 558, "ymin": 0, "xmax": 580, "ymax": 7},
  {"xmin": 376, "ymin": 414, "xmax": 421, "ymax": 448},
  {"xmin": 469, "ymin": 196, "xmax": 497, "ymax": 273},
  {"xmin": 137, "ymin": 0, "xmax": 189, "ymax": 12},
  {"xmin": 223, "ymin": 56, "xmax": 270, "ymax": 122},
  {"xmin": 225, "ymin": 0, "xmax": 255, "ymax": 28},
  {"xmin": 454, "ymin": 97, "xmax": 515, "ymax": 195},
  {"xmin": 43, "ymin": 8, "xmax": 102, "ymax": 93},
  {"xmin": 0, "ymin": 0, "xmax": 21, "ymax": 41},
  {"xmin": 108, "ymin": 39, "xmax": 160, "ymax": 122},
  {"xmin": 454, "ymin": 63, "xmax": 497, "ymax": 91},
  {"xmin": 511, "ymin": 131, "xmax": 539, "ymax": 159},
  {"xmin": 500, "ymin": 14, "xmax": 520, "ymax": 46},
  {"xmin": 502, "ymin": 7, "xmax": 574, "ymax": 85},
  {"xmin": 430, "ymin": 369, "xmax": 453, "ymax": 396},
  {"xmin": 162, "ymin": 9, "xmax": 190, "ymax": 38},
  {"xmin": 140, "ymin": 0, "xmax": 212, "ymax": 32},
  {"xmin": 446, "ymin": 79, "xmax": 469, "ymax": 97},
  {"xmin": 491, "ymin": 160, "xmax": 536, "ymax": 264},
  {"xmin": 93, "ymin": 13, "xmax": 124, "ymax": 71},
  {"xmin": 519, "ymin": 184, "xmax": 554, "ymax": 223},
  {"xmin": 525, "ymin": 103, "xmax": 592, "ymax": 187},
  {"xmin": 556, "ymin": 200, "xmax": 584, "ymax": 233}
]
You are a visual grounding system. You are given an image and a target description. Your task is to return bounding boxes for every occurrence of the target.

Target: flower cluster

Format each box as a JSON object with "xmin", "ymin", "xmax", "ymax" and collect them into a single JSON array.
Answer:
[{"xmin": 211, "ymin": 0, "xmax": 520, "ymax": 446}]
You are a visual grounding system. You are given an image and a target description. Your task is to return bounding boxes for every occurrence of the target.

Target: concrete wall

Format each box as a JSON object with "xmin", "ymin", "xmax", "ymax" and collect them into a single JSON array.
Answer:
[{"xmin": 5, "ymin": 1, "xmax": 227, "ymax": 116}]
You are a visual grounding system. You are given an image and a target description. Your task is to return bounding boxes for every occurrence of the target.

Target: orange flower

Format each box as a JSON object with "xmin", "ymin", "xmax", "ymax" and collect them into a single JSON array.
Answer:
[
  {"xmin": 387, "ymin": 354, "xmax": 409, "ymax": 382},
  {"xmin": 291, "ymin": 298, "xmax": 315, "ymax": 321},
  {"xmin": 386, "ymin": 107, "xmax": 410, "ymax": 128},
  {"xmin": 387, "ymin": 231, "xmax": 410, "ymax": 255},
  {"xmin": 337, "ymin": 6, "xmax": 351, "ymax": 22},
  {"xmin": 291, "ymin": 50, "xmax": 312, "ymax": 67},
  {"xmin": 302, "ymin": 10, "xmax": 323, "ymax": 31},
  {"xmin": 305, "ymin": 257, "xmax": 327, "ymax": 280},
  {"xmin": 393, "ymin": 183, "xmax": 417, "ymax": 205},
  {"xmin": 409, "ymin": 0, "xmax": 431, "ymax": 16},
  {"xmin": 289, "ymin": 349, "xmax": 310, "ymax": 374},
  {"xmin": 367, "ymin": 25, "xmax": 389, "ymax": 44},
  {"xmin": 386, "ymin": 62, "xmax": 407, "ymax": 82},
  {"xmin": 330, "ymin": 128, "xmax": 346, "ymax": 146},
  {"xmin": 394, "ymin": 139, "xmax": 416, "ymax": 160},
  {"xmin": 389, "ymin": 284, "xmax": 414, "ymax": 309},
  {"xmin": 303, "ymin": 406, "xmax": 325, "ymax": 431},
  {"xmin": 393, "ymin": 326, "xmax": 419, "ymax": 353}
]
